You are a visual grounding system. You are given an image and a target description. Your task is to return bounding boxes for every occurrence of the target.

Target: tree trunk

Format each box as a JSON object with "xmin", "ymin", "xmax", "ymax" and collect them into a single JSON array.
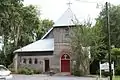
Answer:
[{"xmin": 15, "ymin": 26, "xmax": 20, "ymax": 47}]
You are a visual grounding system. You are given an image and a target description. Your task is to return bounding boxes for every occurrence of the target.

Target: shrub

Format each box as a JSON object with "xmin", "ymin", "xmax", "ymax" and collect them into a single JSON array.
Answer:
[
  {"xmin": 72, "ymin": 69, "xmax": 84, "ymax": 76},
  {"xmin": 96, "ymin": 69, "xmax": 112, "ymax": 77},
  {"xmin": 102, "ymin": 71, "xmax": 109, "ymax": 77},
  {"xmin": 73, "ymin": 70, "xmax": 81, "ymax": 76},
  {"xmin": 18, "ymin": 67, "xmax": 34, "ymax": 75},
  {"xmin": 115, "ymin": 66, "xmax": 120, "ymax": 75},
  {"xmin": 18, "ymin": 67, "xmax": 41, "ymax": 75},
  {"xmin": 33, "ymin": 69, "xmax": 41, "ymax": 74}
]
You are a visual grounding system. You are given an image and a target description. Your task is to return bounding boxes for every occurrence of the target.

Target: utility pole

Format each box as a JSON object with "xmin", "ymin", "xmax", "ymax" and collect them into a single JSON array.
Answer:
[
  {"xmin": 106, "ymin": 2, "xmax": 112, "ymax": 80},
  {"xmin": 75, "ymin": 0, "xmax": 112, "ymax": 79}
]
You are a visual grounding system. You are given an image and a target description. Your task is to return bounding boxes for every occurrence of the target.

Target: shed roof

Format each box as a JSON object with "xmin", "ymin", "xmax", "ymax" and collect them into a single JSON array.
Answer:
[
  {"xmin": 14, "ymin": 39, "xmax": 54, "ymax": 53},
  {"xmin": 53, "ymin": 8, "xmax": 78, "ymax": 27}
]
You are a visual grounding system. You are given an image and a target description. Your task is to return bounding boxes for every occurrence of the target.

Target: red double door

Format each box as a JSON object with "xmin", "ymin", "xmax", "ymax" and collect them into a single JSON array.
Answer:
[
  {"xmin": 61, "ymin": 60, "xmax": 70, "ymax": 72},
  {"xmin": 61, "ymin": 54, "xmax": 70, "ymax": 72}
]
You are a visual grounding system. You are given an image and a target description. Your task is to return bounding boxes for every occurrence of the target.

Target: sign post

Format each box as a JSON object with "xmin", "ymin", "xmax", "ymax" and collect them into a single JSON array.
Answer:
[
  {"xmin": 99, "ymin": 61, "xmax": 102, "ymax": 78},
  {"xmin": 99, "ymin": 62, "xmax": 114, "ymax": 78},
  {"xmin": 112, "ymin": 62, "xmax": 115, "ymax": 78}
]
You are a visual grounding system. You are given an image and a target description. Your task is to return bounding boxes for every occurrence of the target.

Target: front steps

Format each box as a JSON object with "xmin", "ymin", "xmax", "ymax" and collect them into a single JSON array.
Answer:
[{"xmin": 54, "ymin": 72, "xmax": 71, "ymax": 76}]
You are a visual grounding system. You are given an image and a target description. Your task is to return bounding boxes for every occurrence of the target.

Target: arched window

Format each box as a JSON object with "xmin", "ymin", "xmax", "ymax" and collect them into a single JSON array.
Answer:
[
  {"xmin": 34, "ymin": 58, "xmax": 38, "ymax": 64},
  {"xmin": 29, "ymin": 58, "xmax": 32, "ymax": 64},
  {"xmin": 61, "ymin": 54, "xmax": 70, "ymax": 60},
  {"xmin": 23, "ymin": 58, "xmax": 26, "ymax": 64}
]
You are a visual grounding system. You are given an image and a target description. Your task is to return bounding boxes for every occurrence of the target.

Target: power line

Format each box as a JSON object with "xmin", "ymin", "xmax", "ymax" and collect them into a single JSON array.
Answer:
[
  {"xmin": 76, "ymin": 0, "xmax": 104, "ymax": 8},
  {"xmin": 76, "ymin": 0, "xmax": 103, "ymax": 4}
]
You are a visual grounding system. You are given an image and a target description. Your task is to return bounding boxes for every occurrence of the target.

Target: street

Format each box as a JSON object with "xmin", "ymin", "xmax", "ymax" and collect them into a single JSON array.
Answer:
[{"xmin": 9, "ymin": 74, "xmax": 108, "ymax": 80}]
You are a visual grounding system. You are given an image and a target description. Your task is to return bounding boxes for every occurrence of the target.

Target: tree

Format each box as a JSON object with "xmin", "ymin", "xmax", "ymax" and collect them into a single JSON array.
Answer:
[
  {"xmin": 111, "ymin": 48, "xmax": 120, "ymax": 65},
  {"xmin": 35, "ymin": 19, "xmax": 54, "ymax": 40},
  {"xmin": 89, "ymin": 4, "xmax": 120, "ymax": 74},
  {"xmin": 0, "ymin": 0, "xmax": 53, "ymax": 66},
  {"xmin": 96, "ymin": 4, "xmax": 120, "ymax": 48},
  {"xmin": 70, "ymin": 22, "xmax": 104, "ymax": 75},
  {"xmin": 16, "ymin": 5, "xmax": 41, "ymax": 47},
  {"xmin": 95, "ymin": 4, "xmax": 120, "ymax": 73},
  {"xmin": 0, "ymin": 0, "xmax": 24, "ymax": 66}
]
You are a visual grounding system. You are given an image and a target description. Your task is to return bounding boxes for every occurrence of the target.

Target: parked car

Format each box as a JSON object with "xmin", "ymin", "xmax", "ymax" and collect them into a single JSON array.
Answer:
[{"xmin": 0, "ymin": 65, "xmax": 12, "ymax": 80}]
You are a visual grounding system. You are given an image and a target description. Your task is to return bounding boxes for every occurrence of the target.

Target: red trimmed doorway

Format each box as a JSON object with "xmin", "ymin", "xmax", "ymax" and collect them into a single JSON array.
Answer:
[{"xmin": 61, "ymin": 54, "xmax": 70, "ymax": 72}]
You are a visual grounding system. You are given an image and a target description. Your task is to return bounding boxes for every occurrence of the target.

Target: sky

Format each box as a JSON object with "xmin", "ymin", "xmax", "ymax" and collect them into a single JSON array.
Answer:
[{"xmin": 23, "ymin": 0, "xmax": 120, "ymax": 24}]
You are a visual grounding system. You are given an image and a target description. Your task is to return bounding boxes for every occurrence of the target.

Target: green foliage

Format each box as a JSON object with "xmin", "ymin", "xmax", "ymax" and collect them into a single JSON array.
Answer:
[
  {"xmin": 0, "ymin": 0, "xmax": 53, "ymax": 66},
  {"xmin": 112, "ymin": 49, "xmax": 120, "ymax": 75},
  {"xmin": 70, "ymin": 22, "xmax": 105, "ymax": 75},
  {"xmin": 18, "ymin": 67, "xmax": 34, "ymax": 75},
  {"xmin": 115, "ymin": 66, "xmax": 120, "ymax": 75},
  {"xmin": 72, "ymin": 70, "xmax": 82, "ymax": 76},
  {"xmin": 18, "ymin": 67, "xmax": 41, "ymax": 75},
  {"xmin": 111, "ymin": 48, "xmax": 120, "ymax": 67},
  {"xmin": 90, "ymin": 4, "xmax": 120, "ymax": 74},
  {"xmin": 96, "ymin": 70, "xmax": 110, "ymax": 77},
  {"xmin": 96, "ymin": 4, "xmax": 120, "ymax": 48},
  {"xmin": 93, "ymin": 5, "xmax": 120, "ymax": 65},
  {"xmin": 90, "ymin": 25, "xmax": 106, "ymax": 61},
  {"xmin": 72, "ymin": 66, "xmax": 84, "ymax": 76},
  {"xmin": 35, "ymin": 19, "xmax": 54, "ymax": 40},
  {"xmin": 111, "ymin": 48, "xmax": 120, "ymax": 56},
  {"xmin": 33, "ymin": 69, "xmax": 41, "ymax": 74},
  {"xmin": 91, "ymin": 4, "xmax": 120, "ymax": 74},
  {"xmin": 9, "ymin": 67, "xmax": 41, "ymax": 74},
  {"xmin": 0, "ymin": 51, "xmax": 7, "ymax": 66},
  {"xmin": 102, "ymin": 71, "xmax": 110, "ymax": 77},
  {"xmin": 113, "ymin": 76, "xmax": 120, "ymax": 80}
]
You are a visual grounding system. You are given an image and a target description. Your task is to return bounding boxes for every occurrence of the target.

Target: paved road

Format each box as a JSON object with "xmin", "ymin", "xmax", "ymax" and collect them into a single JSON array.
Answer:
[{"xmin": 9, "ymin": 74, "xmax": 108, "ymax": 80}]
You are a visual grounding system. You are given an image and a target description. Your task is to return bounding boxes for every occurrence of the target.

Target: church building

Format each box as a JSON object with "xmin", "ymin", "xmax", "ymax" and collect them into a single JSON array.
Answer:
[{"xmin": 14, "ymin": 8, "xmax": 89, "ymax": 74}]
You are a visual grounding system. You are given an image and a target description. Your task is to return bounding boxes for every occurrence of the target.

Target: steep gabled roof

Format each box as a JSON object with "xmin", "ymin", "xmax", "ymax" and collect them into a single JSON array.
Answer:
[
  {"xmin": 53, "ymin": 8, "xmax": 78, "ymax": 27},
  {"xmin": 41, "ymin": 8, "xmax": 78, "ymax": 39},
  {"xmin": 14, "ymin": 39, "xmax": 54, "ymax": 53}
]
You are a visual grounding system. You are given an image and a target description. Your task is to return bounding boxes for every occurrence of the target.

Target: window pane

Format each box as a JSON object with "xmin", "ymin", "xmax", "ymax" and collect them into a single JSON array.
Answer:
[
  {"xmin": 29, "ymin": 58, "xmax": 32, "ymax": 64},
  {"xmin": 34, "ymin": 58, "xmax": 38, "ymax": 64},
  {"xmin": 23, "ymin": 58, "xmax": 26, "ymax": 64}
]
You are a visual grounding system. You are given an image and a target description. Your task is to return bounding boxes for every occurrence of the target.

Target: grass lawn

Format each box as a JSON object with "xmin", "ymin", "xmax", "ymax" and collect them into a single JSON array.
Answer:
[{"xmin": 113, "ymin": 76, "xmax": 120, "ymax": 80}]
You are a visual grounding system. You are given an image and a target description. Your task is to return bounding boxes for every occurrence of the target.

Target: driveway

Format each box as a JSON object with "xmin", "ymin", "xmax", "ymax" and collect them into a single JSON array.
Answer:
[{"xmin": 9, "ymin": 74, "xmax": 108, "ymax": 80}]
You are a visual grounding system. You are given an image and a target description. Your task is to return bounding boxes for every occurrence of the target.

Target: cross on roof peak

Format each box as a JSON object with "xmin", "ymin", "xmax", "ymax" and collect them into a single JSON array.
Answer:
[{"xmin": 67, "ymin": 1, "xmax": 72, "ymax": 8}]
